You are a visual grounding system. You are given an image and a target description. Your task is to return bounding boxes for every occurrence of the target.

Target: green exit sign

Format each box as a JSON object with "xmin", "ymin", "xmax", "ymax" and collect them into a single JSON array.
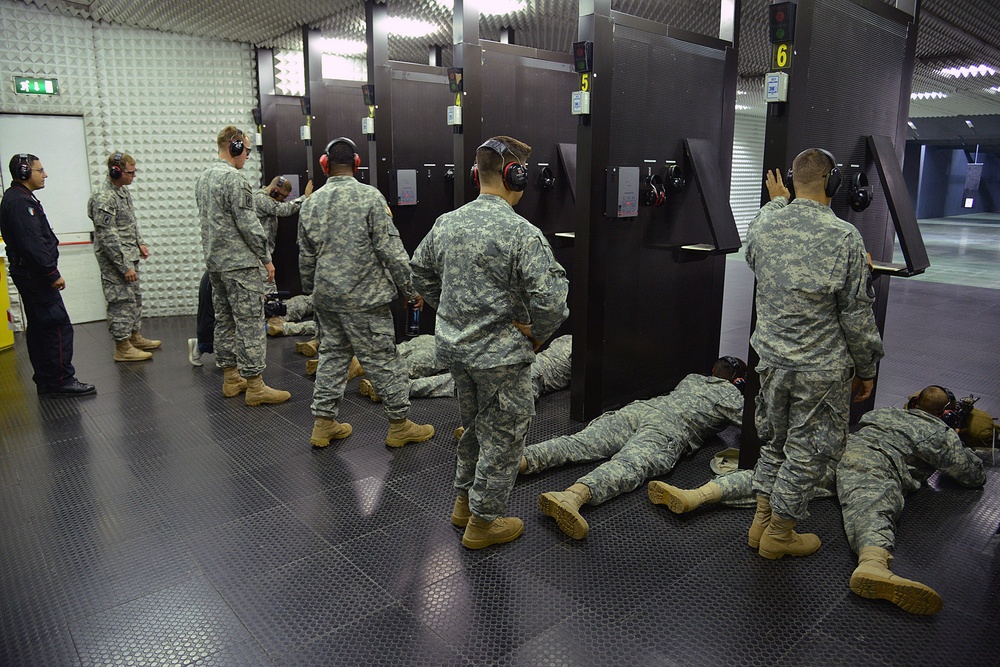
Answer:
[{"xmin": 13, "ymin": 77, "xmax": 59, "ymax": 95}]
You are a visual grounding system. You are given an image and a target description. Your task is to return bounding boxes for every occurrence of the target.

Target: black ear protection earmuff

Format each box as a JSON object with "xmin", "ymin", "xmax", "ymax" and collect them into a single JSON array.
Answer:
[
  {"xmin": 471, "ymin": 139, "xmax": 528, "ymax": 192},
  {"xmin": 270, "ymin": 175, "xmax": 287, "ymax": 199},
  {"xmin": 720, "ymin": 355, "xmax": 747, "ymax": 391},
  {"xmin": 664, "ymin": 164, "xmax": 686, "ymax": 193},
  {"xmin": 14, "ymin": 154, "xmax": 32, "ymax": 181},
  {"xmin": 229, "ymin": 129, "xmax": 247, "ymax": 157},
  {"xmin": 320, "ymin": 137, "xmax": 361, "ymax": 176},
  {"xmin": 785, "ymin": 149, "xmax": 842, "ymax": 198},
  {"xmin": 109, "ymin": 151, "xmax": 124, "ymax": 180},
  {"xmin": 848, "ymin": 172, "xmax": 873, "ymax": 212},
  {"xmin": 642, "ymin": 174, "xmax": 666, "ymax": 207},
  {"xmin": 536, "ymin": 165, "xmax": 555, "ymax": 191},
  {"xmin": 816, "ymin": 148, "xmax": 842, "ymax": 197}
]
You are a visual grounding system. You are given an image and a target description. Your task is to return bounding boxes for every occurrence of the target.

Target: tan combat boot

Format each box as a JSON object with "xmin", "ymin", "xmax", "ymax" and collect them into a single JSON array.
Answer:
[
  {"xmin": 295, "ymin": 338, "xmax": 319, "ymax": 357},
  {"xmin": 348, "ymin": 356, "xmax": 365, "ymax": 381},
  {"xmin": 114, "ymin": 339, "xmax": 153, "ymax": 362},
  {"xmin": 266, "ymin": 316, "xmax": 284, "ymax": 336},
  {"xmin": 538, "ymin": 483, "xmax": 592, "ymax": 540},
  {"xmin": 305, "ymin": 359, "xmax": 318, "ymax": 376},
  {"xmin": 850, "ymin": 546, "xmax": 943, "ymax": 615},
  {"xmin": 222, "ymin": 367, "xmax": 247, "ymax": 397},
  {"xmin": 454, "ymin": 426, "xmax": 465, "ymax": 441},
  {"xmin": 747, "ymin": 494, "xmax": 772, "ymax": 549},
  {"xmin": 385, "ymin": 418, "xmax": 434, "ymax": 447},
  {"xmin": 462, "ymin": 514, "xmax": 525, "ymax": 549},
  {"xmin": 129, "ymin": 330, "xmax": 161, "ymax": 350},
  {"xmin": 309, "ymin": 417, "xmax": 353, "ymax": 447},
  {"xmin": 648, "ymin": 480, "xmax": 722, "ymax": 514},
  {"xmin": 359, "ymin": 379, "xmax": 382, "ymax": 403},
  {"xmin": 451, "ymin": 494, "xmax": 471, "ymax": 528},
  {"xmin": 244, "ymin": 375, "xmax": 291, "ymax": 406},
  {"xmin": 757, "ymin": 514, "xmax": 821, "ymax": 560}
]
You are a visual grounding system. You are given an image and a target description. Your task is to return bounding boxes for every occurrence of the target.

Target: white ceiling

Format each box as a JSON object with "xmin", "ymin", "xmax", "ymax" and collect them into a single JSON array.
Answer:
[{"xmin": 18, "ymin": 0, "xmax": 1000, "ymax": 121}]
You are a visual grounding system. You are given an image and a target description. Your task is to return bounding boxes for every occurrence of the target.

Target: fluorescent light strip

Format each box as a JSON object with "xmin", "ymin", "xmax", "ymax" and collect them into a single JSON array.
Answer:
[
  {"xmin": 940, "ymin": 64, "xmax": 996, "ymax": 78},
  {"xmin": 910, "ymin": 91, "xmax": 948, "ymax": 100},
  {"xmin": 436, "ymin": 0, "xmax": 527, "ymax": 14}
]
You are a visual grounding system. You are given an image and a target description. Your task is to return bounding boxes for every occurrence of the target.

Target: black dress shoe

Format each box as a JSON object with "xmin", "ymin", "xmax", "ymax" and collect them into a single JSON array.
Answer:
[{"xmin": 38, "ymin": 380, "xmax": 97, "ymax": 397}]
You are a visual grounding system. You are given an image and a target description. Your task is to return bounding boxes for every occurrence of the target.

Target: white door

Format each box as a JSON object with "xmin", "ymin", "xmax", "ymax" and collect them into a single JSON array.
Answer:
[{"xmin": 0, "ymin": 113, "xmax": 106, "ymax": 324}]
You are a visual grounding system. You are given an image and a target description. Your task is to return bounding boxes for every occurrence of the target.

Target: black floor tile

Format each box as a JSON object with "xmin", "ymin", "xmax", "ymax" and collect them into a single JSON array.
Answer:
[
  {"xmin": 1, "ymin": 266, "xmax": 998, "ymax": 667},
  {"xmin": 68, "ymin": 573, "xmax": 252, "ymax": 667},
  {"xmin": 220, "ymin": 547, "xmax": 396, "ymax": 657},
  {"xmin": 276, "ymin": 604, "xmax": 467, "ymax": 667}
]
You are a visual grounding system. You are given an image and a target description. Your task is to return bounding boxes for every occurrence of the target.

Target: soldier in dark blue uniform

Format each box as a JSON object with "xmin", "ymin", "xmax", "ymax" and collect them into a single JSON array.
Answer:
[{"xmin": 0, "ymin": 153, "xmax": 95, "ymax": 396}]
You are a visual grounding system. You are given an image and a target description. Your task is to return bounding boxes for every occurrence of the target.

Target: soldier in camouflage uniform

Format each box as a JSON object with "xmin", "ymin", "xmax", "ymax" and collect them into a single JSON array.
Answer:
[
  {"xmin": 746, "ymin": 149, "xmax": 884, "ymax": 560},
  {"xmin": 838, "ymin": 386, "xmax": 985, "ymax": 616},
  {"xmin": 527, "ymin": 359, "xmax": 745, "ymax": 539},
  {"xmin": 299, "ymin": 137, "xmax": 433, "ymax": 449},
  {"xmin": 195, "ymin": 126, "xmax": 289, "ymax": 406},
  {"xmin": 266, "ymin": 293, "xmax": 317, "ymax": 338},
  {"xmin": 87, "ymin": 151, "xmax": 159, "ymax": 362},
  {"xmin": 254, "ymin": 175, "xmax": 313, "ymax": 258},
  {"xmin": 357, "ymin": 334, "xmax": 573, "ymax": 401},
  {"xmin": 411, "ymin": 136, "xmax": 569, "ymax": 550}
]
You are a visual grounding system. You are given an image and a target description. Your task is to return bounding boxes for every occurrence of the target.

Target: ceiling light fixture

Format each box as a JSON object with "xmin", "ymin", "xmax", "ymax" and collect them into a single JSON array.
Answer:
[
  {"xmin": 907, "ymin": 121, "xmax": 917, "ymax": 130},
  {"xmin": 436, "ymin": 0, "xmax": 527, "ymax": 15},
  {"xmin": 939, "ymin": 64, "xmax": 996, "ymax": 78},
  {"xmin": 384, "ymin": 17, "xmax": 440, "ymax": 38},
  {"xmin": 965, "ymin": 119, "xmax": 975, "ymax": 128},
  {"xmin": 910, "ymin": 91, "xmax": 948, "ymax": 100},
  {"xmin": 320, "ymin": 38, "xmax": 367, "ymax": 55}
]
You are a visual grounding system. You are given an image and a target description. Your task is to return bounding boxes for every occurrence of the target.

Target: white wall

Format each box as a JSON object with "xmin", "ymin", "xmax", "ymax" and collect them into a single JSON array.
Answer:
[
  {"xmin": 1, "ymin": 0, "xmax": 260, "ymax": 321},
  {"xmin": 730, "ymin": 110, "xmax": 767, "ymax": 241}
]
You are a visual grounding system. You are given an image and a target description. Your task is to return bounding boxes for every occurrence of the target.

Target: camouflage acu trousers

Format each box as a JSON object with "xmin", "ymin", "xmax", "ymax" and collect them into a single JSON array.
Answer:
[
  {"xmin": 717, "ymin": 459, "xmax": 837, "ymax": 508},
  {"xmin": 98, "ymin": 256, "xmax": 141, "ymax": 341},
  {"xmin": 523, "ymin": 400, "xmax": 687, "ymax": 505},
  {"xmin": 210, "ymin": 268, "xmax": 267, "ymax": 377},
  {"xmin": 284, "ymin": 294, "xmax": 314, "ymax": 322},
  {"xmin": 410, "ymin": 373, "xmax": 454, "ymax": 398},
  {"xmin": 453, "ymin": 363, "xmax": 534, "ymax": 521},
  {"xmin": 836, "ymin": 452, "xmax": 905, "ymax": 554},
  {"xmin": 312, "ymin": 304, "xmax": 410, "ymax": 421},
  {"xmin": 531, "ymin": 335, "xmax": 572, "ymax": 399},
  {"xmin": 752, "ymin": 366, "xmax": 852, "ymax": 521}
]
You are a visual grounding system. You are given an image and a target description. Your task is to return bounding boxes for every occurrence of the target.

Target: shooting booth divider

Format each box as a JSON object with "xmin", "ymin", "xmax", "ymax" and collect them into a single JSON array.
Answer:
[
  {"xmin": 739, "ymin": 0, "xmax": 923, "ymax": 467},
  {"xmin": 571, "ymin": 4, "xmax": 741, "ymax": 421}
]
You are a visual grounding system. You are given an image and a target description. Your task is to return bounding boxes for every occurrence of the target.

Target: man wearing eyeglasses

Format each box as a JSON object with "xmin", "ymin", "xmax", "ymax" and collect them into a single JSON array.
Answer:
[
  {"xmin": 88, "ymin": 150, "xmax": 159, "ymax": 362},
  {"xmin": 1, "ymin": 153, "xmax": 95, "ymax": 396},
  {"xmin": 196, "ymin": 126, "xmax": 289, "ymax": 406}
]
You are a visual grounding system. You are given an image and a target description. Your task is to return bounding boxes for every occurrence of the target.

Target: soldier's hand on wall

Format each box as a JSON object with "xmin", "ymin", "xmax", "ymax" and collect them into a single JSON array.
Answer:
[
  {"xmin": 765, "ymin": 169, "xmax": 790, "ymax": 201},
  {"xmin": 304, "ymin": 180, "xmax": 314, "ymax": 196},
  {"xmin": 140, "ymin": 244, "xmax": 150, "ymax": 259},
  {"xmin": 124, "ymin": 268, "xmax": 138, "ymax": 283}
]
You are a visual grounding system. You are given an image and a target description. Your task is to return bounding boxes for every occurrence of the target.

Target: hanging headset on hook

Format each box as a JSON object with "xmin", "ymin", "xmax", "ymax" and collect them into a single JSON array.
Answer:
[{"xmin": 848, "ymin": 172, "xmax": 873, "ymax": 212}]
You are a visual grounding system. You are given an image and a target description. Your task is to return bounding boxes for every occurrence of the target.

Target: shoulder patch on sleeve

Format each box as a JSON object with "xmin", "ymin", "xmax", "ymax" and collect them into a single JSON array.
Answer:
[
  {"xmin": 385, "ymin": 205, "xmax": 393, "ymax": 218},
  {"xmin": 27, "ymin": 206, "xmax": 35, "ymax": 216}
]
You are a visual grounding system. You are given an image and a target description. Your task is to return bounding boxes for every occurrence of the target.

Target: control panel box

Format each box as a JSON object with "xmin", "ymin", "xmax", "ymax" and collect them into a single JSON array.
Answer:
[
  {"xmin": 361, "ymin": 117, "xmax": 375, "ymax": 134},
  {"xmin": 395, "ymin": 169, "xmax": 417, "ymax": 206},
  {"xmin": 605, "ymin": 166, "xmax": 640, "ymax": 218}
]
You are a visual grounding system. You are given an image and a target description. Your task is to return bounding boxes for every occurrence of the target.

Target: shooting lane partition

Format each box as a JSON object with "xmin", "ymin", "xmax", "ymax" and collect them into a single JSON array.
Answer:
[
  {"xmin": 479, "ymin": 40, "xmax": 580, "ymax": 342},
  {"xmin": 739, "ymin": 0, "xmax": 923, "ymax": 468},
  {"xmin": 571, "ymin": 0, "xmax": 741, "ymax": 421},
  {"xmin": 256, "ymin": 47, "xmax": 311, "ymax": 295}
]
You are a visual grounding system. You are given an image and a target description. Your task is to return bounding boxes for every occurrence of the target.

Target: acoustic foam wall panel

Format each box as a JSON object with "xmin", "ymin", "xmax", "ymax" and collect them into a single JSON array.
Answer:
[{"xmin": 2, "ymin": 0, "xmax": 260, "ymax": 318}]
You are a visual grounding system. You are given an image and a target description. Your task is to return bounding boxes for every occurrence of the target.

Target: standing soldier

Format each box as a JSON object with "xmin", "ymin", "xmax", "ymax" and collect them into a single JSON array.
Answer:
[
  {"xmin": 299, "ymin": 137, "xmax": 433, "ymax": 448},
  {"xmin": 411, "ymin": 136, "xmax": 570, "ymax": 549},
  {"xmin": 195, "ymin": 126, "xmax": 289, "ymax": 406},
  {"xmin": 254, "ymin": 175, "xmax": 313, "ymax": 259},
  {"xmin": 88, "ymin": 151, "xmax": 159, "ymax": 362},
  {"xmin": 1, "ymin": 153, "xmax": 95, "ymax": 396},
  {"xmin": 745, "ymin": 149, "xmax": 884, "ymax": 560}
]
